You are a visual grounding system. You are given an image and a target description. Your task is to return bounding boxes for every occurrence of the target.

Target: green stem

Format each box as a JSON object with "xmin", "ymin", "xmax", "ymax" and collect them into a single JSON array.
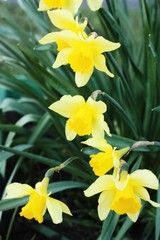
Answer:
[{"xmin": 6, "ymin": 208, "xmax": 18, "ymax": 240}]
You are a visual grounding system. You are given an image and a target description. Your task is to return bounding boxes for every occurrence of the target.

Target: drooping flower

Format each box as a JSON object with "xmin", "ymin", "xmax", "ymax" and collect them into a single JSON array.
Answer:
[
  {"xmin": 39, "ymin": 30, "xmax": 120, "ymax": 87},
  {"xmin": 49, "ymin": 95, "xmax": 111, "ymax": 141},
  {"xmin": 6, "ymin": 178, "xmax": 72, "ymax": 224},
  {"xmin": 84, "ymin": 166, "xmax": 160, "ymax": 222},
  {"xmin": 82, "ymin": 138, "xmax": 129, "ymax": 176},
  {"xmin": 87, "ymin": 0, "xmax": 104, "ymax": 11},
  {"xmin": 38, "ymin": 0, "xmax": 82, "ymax": 15}
]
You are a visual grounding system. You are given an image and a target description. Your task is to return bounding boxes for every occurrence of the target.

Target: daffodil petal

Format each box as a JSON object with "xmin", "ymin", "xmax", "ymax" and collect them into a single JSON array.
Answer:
[
  {"xmin": 64, "ymin": 0, "xmax": 83, "ymax": 15},
  {"xmin": 39, "ymin": 32, "xmax": 60, "ymax": 45},
  {"xmin": 65, "ymin": 122, "xmax": 77, "ymax": 141},
  {"xmin": 87, "ymin": 0, "xmax": 103, "ymax": 11},
  {"xmin": 127, "ymin": 212, "xmax": 139, "ymax": 222},
  {"xmin": 103, "ymin": 121, "xmax": 111, "ymax": 136},
  {"xmin": 134, "ymin": 186, "xmax": 160, "ymax": 207},
  {"xmin": 98, "ymin": 190, "xmax": 115, "ymax": 220},
  {"xmin": 75, "ymin": 71, "xmax": 93, "ymax": 87},
  {"xmin": 95, "ymin": 36, "xmax": 121, "ymax": 53},
  {"xmin": 35, "ymin": 178, "xmax": 49, "ymax": 195},
  {"xmin": 148, "ymin": 199, "xmax": 160, "ymax": 208},
  {"xmin": 94, "ymin": 54, "xmax": 114, "ymax": 78},
  {"xmin": 84, "ymin": 175, "xmax": 114, "ymax": 197},
  {"xmin": 48, "ymin": 9, "xmax": 74, "ymax": 30},
  {"xmin": 38, "ymin": 0, "xmax": 49, "ymax": 11},
  {"xmin": 92, "ymin": 115, "xmax": 105, "ymax": 139},
  {"xmin": 87, "ymin": 97, "xmax": 107, "ymax": 113},
  {"xmin": 130, "ymin": 170, "xmax": 159, "ymax": 189},
  {"xmin": 49, "ymin": 95, "xmax": 85, "ymax": 118},
  {"xmin": 46, "ymin": 198, "xmax": 64, "ymax": 224},
  {"xmin": 6, "ymin": 183, "xmax": 33, "ymax": 199},
  {"xmin": 82, "ymin": 138, "xmax": 110, "ymax": 152},
  {"xmin": 52, "ymin": 48, "xmax": 72, "ymax": 68},
  {"xmin": 57, "ymin": 200, "xmax": 72, "ymax": 216},
  {"xmin": 47, "ymin": 9, "xmax": 86, "ymax": 32}
]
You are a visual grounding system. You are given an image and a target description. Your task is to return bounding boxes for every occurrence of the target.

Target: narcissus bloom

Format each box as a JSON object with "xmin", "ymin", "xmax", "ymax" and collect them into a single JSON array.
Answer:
[
  {"xmin": 38, "ymin": 0, "xmax": 82, "ymax": 15},
  {"xmin": 87, "ymin": 0, "xmax": 104, "ymax": 11},
  {"xmin": 39, "ymin": 30, "xmax": 120, "ymax": 87},
  {"xmin": 82, "ymin": 138, "xmax": 129, "ymax": 176},
  {"xmin": 6, "ymin": 178, "xmax": 72, "ymax": 224},
  {"xmin": 84, "ymin": 168, "xmax": 160, "ymax": 222},
  {"xmin": 49, "ymin": 95, "xmax": 111, "ymax": 141}
]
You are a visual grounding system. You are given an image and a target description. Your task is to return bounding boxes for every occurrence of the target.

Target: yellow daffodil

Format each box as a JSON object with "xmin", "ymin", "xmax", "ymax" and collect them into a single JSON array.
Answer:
[
  {"xmin": 82, "ymin": 138, "xmax": 129, "ymax": 176},
  {"xmin": 84, "ymin": 167, "xmax": 160, "ymax": 222},
  {"xmin": 6, "ymin": 178, "xmax": 72, "ymax": 224},
  {"xmin": 49, "ymin": 95, "xmax": 111, "ymax": 141},
  {"xmin": 39, "ymin": 30, "xmax": 120, "ymax": 87},
  {"xmin": 87, "ymin": 0, "xmax": 104, "ymax": 11},
  {"xmin": 38, "ymin": 0, "xmax": 82, "ymax": 15}
]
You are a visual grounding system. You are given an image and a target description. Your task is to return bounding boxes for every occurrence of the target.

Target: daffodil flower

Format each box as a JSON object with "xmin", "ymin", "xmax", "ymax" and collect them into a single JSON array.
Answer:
[
  {"xmin": 82, "ymin": 138, "xmax": 129, "ymax": 176},
  {"xmin": 87, "ymin": 0, "xmax": 104, "ymax": 11},
  {"xmin": 84, "ymin": 168, "xmax": 160, "ymax": 222},
  {"xmin": 49, "ymin": 95, "xmax": 111, "ymax": 141},
  {"xmin": 6, "ymin": 178, "xmax": 72, "ymax": 224},
  {"xmin": 39, "ymin": 30, "xmax": 120, "ymax": 87},
  {"xmin": 38, "ymin": 0, "xmax": 82, "ymax": 15}
]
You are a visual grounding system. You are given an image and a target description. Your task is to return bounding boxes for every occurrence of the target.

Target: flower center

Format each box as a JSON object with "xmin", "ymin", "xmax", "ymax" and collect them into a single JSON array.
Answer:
[
  {"xmin": 68, "ymin": 52, "xmax": 93, "ymax": 73},
  {"xmin": 110, "ymin": 186, "xmax": 142, "ymax": 214},
  {"xmin": 67, "ymin": 104, "xmax": 94, "ymax": 136},
  {"xmin": 44, "ymin": 0, "xmax": 66, "ymax": 8}
]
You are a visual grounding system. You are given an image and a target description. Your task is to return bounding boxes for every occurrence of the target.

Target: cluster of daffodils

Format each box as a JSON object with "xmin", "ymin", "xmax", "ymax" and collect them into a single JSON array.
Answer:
[{"xmin": 5, "ymin": 0, "xmax": 160, "ymax": 226}]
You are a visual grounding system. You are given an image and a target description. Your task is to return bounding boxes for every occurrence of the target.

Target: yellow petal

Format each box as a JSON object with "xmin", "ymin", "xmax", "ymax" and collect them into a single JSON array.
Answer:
[
  {"xmin": 92, "ymin": 116, "xmax": 105, "ymax": 139},
  {"xmin": 87, "ymin": 0, "xmax": 103, "ymax": 11},
  {"xmin": 130, "ymin": 170, "xmax": 159, "ymax": 189},
  {"xmin": 114, "ymin": 147, "xmax": 130, "ymax": 160},
  {"xmin": 5, "ymin": 183, "xmax": 33, "ymax": 199},
  {"xmin": 127, "ymin": 212, "xmax": 139, "ymax": 222},
  {"xmin": 35, "ymin": 177, "xmax": 49, "ymax": 196},
  {"xmin": 94, "ymin": 54, "xmax": 114, "ymax": 78},
  {"xmin": 133, "ymin": 186, "xmax": 160, "ymax": 207},
  {"xmin": 65, "ymin": 122, "xmax": 77, "ymax": 141},
  {"xmin": 95, "ymin": 36, "xmax": 121, "ymax": 53},
  {"xmin": 103, "ymin": 121, "xmax": 111, "ymax": 136},
  {"xmin": 64, "ymin": 0, "xmax": 82, "ymax": 15},
  {"xmin": 47, "ymin": 9, "xmax": 86, "ymax": 33},
  {"xmin": 39, "ymin": 32, "xmax": 60, "ymax": 45},
  {"xmin": 49, "ymin": 95, "xmax": 85, "ymax": 118},
  {"xmin": 46, "ymin": 197, "xmax": 71, "ymax": 224},
  {"xmin": 84, "ymin": 175, "xmax": 114, "ymax": 197},
  {"xmin": 75, "ymin": 71, "xmax": 93, "ymax": 87},
  {"xmin": 82, "ymin": 138, "xmax": 110, "ymax": 152},
  {"xmin": 98, "ymin": 190, "xmax": 115, "ymax": 220},
  {"xmin": 52, "ymin": 48, "xmax": 72, "ymax": 68},
  {"xmin": 38, "ymin": 0, "xmax": 49, "ymax": 11},
  {"xmin": 87, "ymin": 97, "xmax": 107, "ymax": 113}
]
